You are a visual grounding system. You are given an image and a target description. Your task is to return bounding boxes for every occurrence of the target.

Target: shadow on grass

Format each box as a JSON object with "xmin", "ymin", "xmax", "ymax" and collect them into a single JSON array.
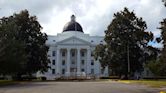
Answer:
[{"xmin": 0, "ymin": 80, "xmax": 57, "ymax": 88}]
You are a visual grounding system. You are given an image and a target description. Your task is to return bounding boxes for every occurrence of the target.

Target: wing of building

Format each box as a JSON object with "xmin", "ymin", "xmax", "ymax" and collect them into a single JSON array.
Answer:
[{"xmin": 36, "ymin": 15, "xmax": 109, "ymax": 80}]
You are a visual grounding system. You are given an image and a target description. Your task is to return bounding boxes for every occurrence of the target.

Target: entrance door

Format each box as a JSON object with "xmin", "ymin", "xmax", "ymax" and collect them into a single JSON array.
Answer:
[{"xmin": 71, "ymin": 68, "xmax": 77, "ymax": 77}]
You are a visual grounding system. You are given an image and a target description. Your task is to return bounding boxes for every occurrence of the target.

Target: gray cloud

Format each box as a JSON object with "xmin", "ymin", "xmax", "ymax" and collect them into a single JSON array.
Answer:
[{"xmin": 0, "ymin": 0, "xmax": 166, "ymax": 38}]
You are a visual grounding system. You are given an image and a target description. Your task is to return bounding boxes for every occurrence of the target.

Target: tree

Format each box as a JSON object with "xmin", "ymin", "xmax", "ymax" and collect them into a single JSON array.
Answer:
[
  {"xmin": 95, "ymin": 7, "xmax": 154, "ymax": 78},
  {"xmin": 147, "ymin": 60, "xmax": 166, "ymax": 76},
  {"xmin": 162, "ymin": 0, "xmax": 166, "ymax": 6},
  {"xmin": 94, "ymin": 44, "xmax": 110, "ymax": 73},
  {"xmin": 0, "ymin": 21, "xmax": 27, "ymax": 75},
  {"xmin": 150, "ymin": 1, "xmax": 166, "ymax": 76},
  {"xmin": 156, "ymin": 18, "xmax": 166, "ymax": 76},
  {"xmin": 159, "ymin": 0, "xmax": 166, "ymax": 76},
  {"xmin": 0, "ymin": 10, "xmax": 49, "ymax": 76},
  {"xmin": 144, "ymin": 1, "xmax": 166, "ymax": 76}
]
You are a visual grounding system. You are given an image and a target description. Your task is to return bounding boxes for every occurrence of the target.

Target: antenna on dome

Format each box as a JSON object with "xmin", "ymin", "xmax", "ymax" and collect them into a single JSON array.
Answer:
[
  {"xmin": 71, "ymin": 14, "xmax": 76, "ymax": 22},
  {"xmin": 71, "ymin": 14, "xmax": 77, "ymax": 31}
]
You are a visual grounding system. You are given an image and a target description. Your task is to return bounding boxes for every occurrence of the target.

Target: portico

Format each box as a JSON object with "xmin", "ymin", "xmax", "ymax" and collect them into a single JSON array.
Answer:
[{"xmin": 56, "ymin": 46, "xmax": 91, "ymax": 77}]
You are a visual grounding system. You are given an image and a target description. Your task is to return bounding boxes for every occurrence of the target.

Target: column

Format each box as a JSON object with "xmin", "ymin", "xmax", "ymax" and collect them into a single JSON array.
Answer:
[
  {"xmin": 56, "ymin": 48, "xmax": 60, "ymax": 75},
  {"xmin": 77, "ymin": 48, "xmax": 80, "ymax": 75},
  {"xmin": 87, "ymin": 48, "xmax": 91, "ymax": 75},
  {"xmin": 66, "ymin": 48, "xmax": 71, "ymax": 76}
]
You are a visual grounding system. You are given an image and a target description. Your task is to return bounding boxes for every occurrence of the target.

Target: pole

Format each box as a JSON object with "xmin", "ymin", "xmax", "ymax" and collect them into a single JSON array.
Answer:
[{"xmin": 127, "ymin": 43, "xmax": 130, "ymax": 79}]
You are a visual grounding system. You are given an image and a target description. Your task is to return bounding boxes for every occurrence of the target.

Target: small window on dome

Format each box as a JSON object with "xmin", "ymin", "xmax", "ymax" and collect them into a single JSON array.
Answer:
[
  {"xmin": 53, "ymin": 40, "xmax": 56, "ymax": 42},
  {"xmin": 91, "ymin": 40, "xmax": 94, "ymax": 42}
]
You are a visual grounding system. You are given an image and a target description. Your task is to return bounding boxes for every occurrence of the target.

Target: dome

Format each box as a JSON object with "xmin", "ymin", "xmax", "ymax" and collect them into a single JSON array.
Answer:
[{"xmin": 63, "ymin": 15, "xmax": 83, "ymax": 33}]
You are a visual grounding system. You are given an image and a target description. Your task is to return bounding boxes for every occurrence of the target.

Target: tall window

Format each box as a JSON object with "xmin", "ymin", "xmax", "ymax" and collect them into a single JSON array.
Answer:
[
  {"xmin": 91, "ymin": 52, "xmax": 94, "ymax": 57},
  {"xmin": 52, "ymin": 69, "xmax": 55, "ymax": 74},
  {"xmin": 91, "ymin": 60, "xmax": 94, "ymax": 65},
  {"xmin": 81, "ymin": 60, "xmax": 84, "ymax": 65},
  {"xmin": 72, "ymin": 61, "xmax": 75, "ymax": 64},
  {"xmin": 81, "ymin": 51, "xmax": 85, "ymax": 57},
  {"xmin": 62, "ymin": 51, "xmax": 66, "ymax": 57},
  {"xmin": 52, "ymin": 60, "xmax": 55, "ymax": 65},
  {"xmin": 81, "ymin": 69, "xmax": 85, "ymax": 72},
  {"xmin": 62, "ymin": 60, "xmax": 65, "ymax": 65},
  {"xmin": 52, "ymin": 51, "xmax": 56, "ymax": 56},
  {"xmin": 72, "ymin": 51, "xmax": 75, "ymax": 57},
  {"xmin": 91, "ymin": 69, "xmax": 94, "ymax": 74},
  {"xmin": 62, "ymin": 69, "xmax": 65, "ymax": 74}
]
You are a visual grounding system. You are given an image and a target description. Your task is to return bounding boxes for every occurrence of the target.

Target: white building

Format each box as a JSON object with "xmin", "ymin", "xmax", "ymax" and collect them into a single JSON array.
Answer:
[{"xmin": 37, "ymin": 15, "xmax": 109, "ymax": 80}]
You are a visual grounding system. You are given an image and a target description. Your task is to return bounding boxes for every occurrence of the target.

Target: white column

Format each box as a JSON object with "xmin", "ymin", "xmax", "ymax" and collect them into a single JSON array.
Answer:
[
  {"xmin": 56, "ymin": 48, "xmax": 60, "ymax": 75},
  {"xmin": 77, "ymin": 48, "xmax": 80, "ymax": 75},
  {"xmin": 87, "ymin": 48, "xmax": 91, "ymax": 75},
  {"xmin": 66, "ymin": 48, "xmax": 71, "ymax": 76}
]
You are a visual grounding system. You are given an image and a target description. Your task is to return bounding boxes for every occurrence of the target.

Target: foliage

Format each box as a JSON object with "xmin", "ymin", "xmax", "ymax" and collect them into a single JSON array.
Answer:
[
  {"xmin": 162, "ymin": 0, "xmax": 166, "ymax": 6},
  {"xmin": 147, "ymin": 60, "xmax": 166, "ymax": 76},
  {"xmin": 0, "ymin": 10, "xmax": 49, "ymax": 76},
  {"xmin": 146, "ymin": 1, "xmax": 166, "ymax": 76},
  {"xmin": 0, "ymin": 19, "xmax": 27, "ymax": 75},
  {"xmin": 155, "ymin": 18, "xmax": 166, "ymax": 76},
  {"xmin": 94, "ymin": 44, "xmax": 109, "ymax": 73},
  {"xmin": 95, "ymin": 7, "xmax": 154, "ymax": 77}
]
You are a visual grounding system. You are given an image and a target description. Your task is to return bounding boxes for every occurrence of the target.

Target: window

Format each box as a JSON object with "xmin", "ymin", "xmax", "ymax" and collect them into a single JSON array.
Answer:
[
  {"xmin": 62, "ymin": 60, "xmax": 65, "ymax": 65},
  {"xmin": 81, "ymin": 51, "xmax": 85, "ymax": 57},
  {"xmin": 72, "ymin": 61, "xmax": 75, "ymax": 64},
  {"xmin": 52, "ymin": 60, "xmax": 55, "ymax": 65},
  {"xmin": 62, "ymin": 51, "xmax": 65, "ymax": 57},
  {"xmin": 62, "ymin": 69, "xmax": 65, "ymax": 74},
  {"xmin": 91, "ymin": 52, "xmax": 94, "ymax": 56},
  {"xmin": 52, "ymin": 51, "xmax": 56, "ymax": 56},
  {"xmin": 53, "ymin": 40, "xmax": 56, "ymax": 42},
  {"xmin": 91, "ymin": 60, "xmax": 94, "ymax": 65},
  {"xmin": 81, "ymin": 69, "xmax": 85, "ymax": 72},
  {"xmin": 52, "ymin": 69, "xmax": 55, "ymax": 74},
  {"xmin": 91, "ymin": 40, "xmax": 94, "ymax": 42},
  {"xmin": 81, "ymin": 60, "xmax": 85, "ymax": 65},
  {"xmin": 72, "ymin": 52, "xmax": 75, "ymax": 57},
  {"xmin": 146, "ymin": 70, "xmax": 149, "ymax": 76},
  {"xmin": 91, "ymin": 69, "xmax": 94, "ymax": 74}
]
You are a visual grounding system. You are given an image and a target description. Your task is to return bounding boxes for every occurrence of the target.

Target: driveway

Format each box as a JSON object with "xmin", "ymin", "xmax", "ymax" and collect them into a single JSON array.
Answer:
[{"xmin": 0, "ymin": 81, "xmax": 160, "ymax": 93}]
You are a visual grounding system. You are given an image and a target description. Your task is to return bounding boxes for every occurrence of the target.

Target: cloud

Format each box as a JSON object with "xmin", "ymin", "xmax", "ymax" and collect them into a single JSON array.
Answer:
[{"xmin": 0, "ymin": 0, "xmax": 166, "ymax": 43}]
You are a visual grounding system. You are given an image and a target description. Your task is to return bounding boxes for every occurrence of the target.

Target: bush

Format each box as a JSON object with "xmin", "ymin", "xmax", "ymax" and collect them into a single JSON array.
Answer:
[
  {"xmin": 12, "ymin": 75, "xmax": 37, "ymax": 81},
  {"xmin": 41, "ymin": 77, "xmax": 46, "ymax": 81},
  {"xmin": 100, "ymin": 76, "xmax": 119, "ymax": 79},
  {"xmin": 0, "ymin": 77, "xmax": 5, "ymax": 80}
]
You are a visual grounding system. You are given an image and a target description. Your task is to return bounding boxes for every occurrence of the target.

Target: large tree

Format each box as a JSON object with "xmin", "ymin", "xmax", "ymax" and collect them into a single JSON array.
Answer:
[
  {"xmin": 159, "ymin": 1, "xmax": 166, "ymax": 75},
  {"xmin": 148, "ymin": 0, "xmax": 166, "ymax": 76},
  {"xmin": 162, "ymin": 0, "xmax": 166, "ymax": 6},
  {"xmin": 0, "ymin": 20, "xmax": 27, "ymax": 75},
  {"xmin": 95, "ymin": 7, "xmax": 154, "ymax": 78},
  {"xmin": 156, "ymin": 18, "xmax": 166, "ymax": 76},
  {"xmin": 0, "ymin": 10, "xmax": 49, "ymax": 76}
]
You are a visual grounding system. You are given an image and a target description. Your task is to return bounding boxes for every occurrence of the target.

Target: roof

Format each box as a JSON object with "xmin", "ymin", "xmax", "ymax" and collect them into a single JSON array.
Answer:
[{"xmin": 62, "ymin": 15, "xmax": 84, "ymax": 33}]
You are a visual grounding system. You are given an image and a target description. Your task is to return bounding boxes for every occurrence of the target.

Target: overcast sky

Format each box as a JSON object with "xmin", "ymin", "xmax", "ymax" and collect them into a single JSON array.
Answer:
[{"xmin": 0, "ymin": 0, "xmax": 166, "ymax": 47}]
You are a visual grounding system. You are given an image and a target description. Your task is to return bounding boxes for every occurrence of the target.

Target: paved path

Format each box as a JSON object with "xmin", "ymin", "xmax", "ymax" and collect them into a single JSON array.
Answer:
[{"xmin": 0, "ymin": 81, "xmax": 160, "ymax": 93}]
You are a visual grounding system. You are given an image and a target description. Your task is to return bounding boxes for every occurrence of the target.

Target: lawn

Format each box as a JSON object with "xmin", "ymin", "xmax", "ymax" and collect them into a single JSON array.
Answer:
[
  {"xmin": 118, "ymin": 80, "xmax": 166, "ymax": 88},
  {"xmin": 0, "ymin": 80, "xmax": 17, "ymax": 86}
]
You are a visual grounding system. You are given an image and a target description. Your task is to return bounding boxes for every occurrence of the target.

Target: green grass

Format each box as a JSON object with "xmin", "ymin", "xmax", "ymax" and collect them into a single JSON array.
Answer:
[
  {"xmin": 0, "ymin": 80, "xmax": 17, "ymax": 86},
  {"xmin": 118, "ymin": 80, "xmax": 166, "ymax": 88}
]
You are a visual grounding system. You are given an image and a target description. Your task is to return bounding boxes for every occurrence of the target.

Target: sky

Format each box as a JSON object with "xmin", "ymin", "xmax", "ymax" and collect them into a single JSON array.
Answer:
[{"xmin": 0, "ymin": 0, "xmax": 166, "ymax": 47}]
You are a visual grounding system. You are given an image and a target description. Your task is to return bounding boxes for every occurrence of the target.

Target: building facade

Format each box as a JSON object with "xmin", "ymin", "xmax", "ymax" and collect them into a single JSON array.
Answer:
[{"xmin": 37, "ymin": 15, "xmax": 108, "ymax": 80}]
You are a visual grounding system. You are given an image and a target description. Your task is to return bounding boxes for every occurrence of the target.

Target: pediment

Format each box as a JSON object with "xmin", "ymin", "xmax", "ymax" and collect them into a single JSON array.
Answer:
[{"xmin": 56, "ymin": 36, "xmax": 91, "ymax": 45}]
